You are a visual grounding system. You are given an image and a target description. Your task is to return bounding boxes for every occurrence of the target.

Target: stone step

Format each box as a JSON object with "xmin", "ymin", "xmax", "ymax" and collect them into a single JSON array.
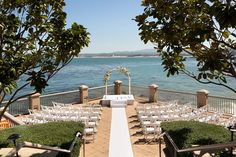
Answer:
[{"xmin": 110, "ymin": 100, "xmax": 127, "ymax": 108}]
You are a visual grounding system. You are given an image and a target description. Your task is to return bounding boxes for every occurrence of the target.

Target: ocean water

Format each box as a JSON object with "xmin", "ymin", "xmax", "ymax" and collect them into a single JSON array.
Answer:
[{"xmin": 39, "ymin": 57, "xmax": 236, "ymax": 98}]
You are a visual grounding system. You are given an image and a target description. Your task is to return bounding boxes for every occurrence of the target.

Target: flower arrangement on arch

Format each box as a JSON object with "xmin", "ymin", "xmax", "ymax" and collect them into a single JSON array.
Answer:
[{"xmin": 103, "ymin": 66, "xmax": 130, "ymax": 85}]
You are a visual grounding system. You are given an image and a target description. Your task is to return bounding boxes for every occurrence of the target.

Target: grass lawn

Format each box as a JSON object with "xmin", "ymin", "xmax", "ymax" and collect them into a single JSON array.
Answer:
[{"xmin": 0, "ymin": 121, "xmax": 84, "ymax": 157}]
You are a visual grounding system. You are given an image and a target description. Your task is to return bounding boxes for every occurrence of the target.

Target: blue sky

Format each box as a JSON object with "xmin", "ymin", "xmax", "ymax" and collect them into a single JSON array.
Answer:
[{"xmin": 64, "ymin": 0, "xmax": 154, "ymax": 54}]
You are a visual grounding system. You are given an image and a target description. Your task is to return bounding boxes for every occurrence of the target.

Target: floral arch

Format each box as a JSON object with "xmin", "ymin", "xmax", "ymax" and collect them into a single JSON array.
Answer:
[{"xmin": 103, "ymin": 66, "xmax": 131, "ymax": 95}]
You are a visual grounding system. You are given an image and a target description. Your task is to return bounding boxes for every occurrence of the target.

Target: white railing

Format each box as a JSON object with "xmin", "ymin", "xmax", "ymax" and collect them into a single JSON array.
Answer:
[
  {"xmin": 158, "ymin": 89, "xmax": 197, "ymax": 106},
  {"xmin": 208, "ymin": 95, "xmax": 236, "ymax": 114},
  {"xmin": 1, "ymin": 84, "xmax": 236, "ymax": 116},
  {"xmin": 1, "ymin": 98, "xmax": 29, "ymax": 116},
  {"xmin": 40, "ymin": 90, "xmax": 80, "ymax": 106},
  {"xmin": 88, "ymin": 84, "xmax": 114, "ymax": 100}
]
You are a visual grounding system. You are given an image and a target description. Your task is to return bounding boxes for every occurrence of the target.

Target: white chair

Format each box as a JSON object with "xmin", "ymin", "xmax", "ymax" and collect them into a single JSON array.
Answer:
[
  {"xmin": 52, "ymin": 101, "xmax": 64, "ymax": 108},
  {"xmin": 142, "ymin": 123, "xmax": 161, "ymax": 140},
  {"xmin": 83, "ymin": 126, "xmax": 96, "ymax": 143}
]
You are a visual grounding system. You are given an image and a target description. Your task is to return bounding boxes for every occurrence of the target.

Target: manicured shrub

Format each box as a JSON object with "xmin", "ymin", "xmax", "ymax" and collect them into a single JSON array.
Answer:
[
  {"xmin": 161, "ymin": 121, "xmax": 231, "ymax": 157},
  {"xmin": 0, "ymin": 121, "xmax": 84, "ymax": 157}
]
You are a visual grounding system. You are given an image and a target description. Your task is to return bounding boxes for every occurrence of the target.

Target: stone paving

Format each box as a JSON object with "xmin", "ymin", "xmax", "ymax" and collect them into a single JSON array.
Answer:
[
  {"xmin": 81, "ymin": 98, "xmax": 166, "ymax": 157},
  {"xmin": 80, "ymin": 105, "xmax": 112, "ymax": 157},
  {"xmin": 126, "ymin": 101, "xmax": 166, "ymax": 157}
]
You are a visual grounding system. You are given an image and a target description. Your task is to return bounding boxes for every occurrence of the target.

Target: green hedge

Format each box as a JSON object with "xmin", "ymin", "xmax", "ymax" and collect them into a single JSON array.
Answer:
[
  {"xmin": 161, "ymin": 121, "xmax": 231, "ymax": 157},
  {"xmin": 0, "ymin": 121, "xmax": 84, "ymax": 157}
]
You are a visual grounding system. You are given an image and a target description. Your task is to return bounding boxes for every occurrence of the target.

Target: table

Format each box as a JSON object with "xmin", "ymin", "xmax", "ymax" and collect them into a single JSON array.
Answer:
[{"xmin": 101, "ymin": 95, "xmax": 134, "ymax": 107}]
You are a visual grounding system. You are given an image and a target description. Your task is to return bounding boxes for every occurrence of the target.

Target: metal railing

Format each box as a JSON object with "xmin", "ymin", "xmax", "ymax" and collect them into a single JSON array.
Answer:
[
  {"xmin": 158, "ymin": 89, "xmax": 197, "ymax": 106},
  {"xmin": 1, "ymin": 98, "xmax": 29, "ymax": 116},
  {"xmin": 123, "ymin": 85, "xmax": 197, "ymax": 106},
  {"xmin": 1, "ymin": 84, "xmax": 236, "ymax": 116},
  {"xmin": 123, "ymin": 85, "xmax": 149, "ymax": 98},
  {"xmin": 208, "ymin": 96, "xmax": 236, "ymax": 114},
  {"xmin": 0, "ymin": 85, "xmax": 113, "ymax": 115},
  {"xmin": 40, "ymin": 90, "xmax": 80, "ymax": 107},
  {"xmin": 159, "ymin": 132, "xmax": 236, "ymax": 157},
  {"xmin": 88, "ymin": 84, "xmax": 114, "ymax": 100},
  {"xmin": 10, "ymin": 132, "xmax": 82, "ymax": 157}
]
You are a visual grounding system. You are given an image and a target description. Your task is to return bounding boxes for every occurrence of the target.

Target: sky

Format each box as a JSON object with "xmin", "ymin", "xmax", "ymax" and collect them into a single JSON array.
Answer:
[{"xmin": 64, "ymin": 0, "xmax": 154, "ymax": 54}]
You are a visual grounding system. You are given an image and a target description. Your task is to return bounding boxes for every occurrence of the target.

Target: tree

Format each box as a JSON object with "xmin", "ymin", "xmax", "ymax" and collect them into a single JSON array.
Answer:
[
  {"xmin": 135, "ymin": 0, "xmax": 236, "ymax": 92},
  {"xmin": 0, "ymin": 0, "xmax": 90, "ymax": 120}
]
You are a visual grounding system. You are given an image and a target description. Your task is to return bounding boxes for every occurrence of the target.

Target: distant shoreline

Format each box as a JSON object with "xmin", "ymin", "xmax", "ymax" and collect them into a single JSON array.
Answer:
[{"xmin": 78, "ymin": 55, "xmax": 160, "ymax": 58}]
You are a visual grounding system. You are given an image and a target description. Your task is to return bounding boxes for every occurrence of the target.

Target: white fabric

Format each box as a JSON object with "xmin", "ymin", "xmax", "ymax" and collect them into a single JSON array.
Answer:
[
  {"xmin": 102, "ymin": 95, "xmax": 135, "ymax": 106},
  {"xmin": 109, "ymin": 108, "xmax": 134, "ymax": 157},
  {"xmin": 146, "ymin": 127, "xmax": 155, "ymax": 132},
  {"xmin": 110, "ymin": 100, "xmax": 127, "ymax": 108}
]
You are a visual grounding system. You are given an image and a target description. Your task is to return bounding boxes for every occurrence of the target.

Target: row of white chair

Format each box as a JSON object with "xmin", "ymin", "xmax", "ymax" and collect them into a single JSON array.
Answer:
[
  {"xmin": 136, "ymin": 101, "xmax": 223, "ymax": 140},
  {"xmin": 22, "ymin": 102, "xmax": 103, "ymax": 142},
  {"xmin": 135, "ymin": 101, "xmax": 178, "ymax": 140},
  {"xmin": 136, "ymin": 101, "xmax": 236, "ymax": 133}
]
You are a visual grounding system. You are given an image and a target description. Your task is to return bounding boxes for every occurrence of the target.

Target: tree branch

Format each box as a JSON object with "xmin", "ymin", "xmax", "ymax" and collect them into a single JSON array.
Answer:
[
  {"xmin": 210, "ymin": 37, "xmax": 236, "ymax": 50},
  {"xmin": 6, "ymin": 83, "xmax": 30, "ymax": 104},
  {"xmin": 0, "ymin": 91, "xmax": 6, "ymax": 104},
  {"xmin": 0, "ymin": 82, "xmax": 31, "ymax": 120},
  {"xmin": 46, "ymin": 57, "xmax": 73, "ymax": 81},
  {"xmin": 181, "ymin": 70, "xmax": 236, "ymax": 93},
  {"xmin": 182, "ymin": 48, "xmax": 193, "ymax": 55}
]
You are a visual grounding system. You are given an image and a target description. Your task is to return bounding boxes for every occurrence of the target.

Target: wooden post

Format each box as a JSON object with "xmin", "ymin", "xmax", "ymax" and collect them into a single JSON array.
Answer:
[
  {"xmin": 29, "ymin": 93, "xmax": 41, "ymax": 110},
  {"xmin": 83, "ymin": 137, "xmax": 85, "ymax": 157},
  {"xmin": 79, "ymin": 85, "xmax": 89, "ymax": 104},
  {"xmin": 128, "ymin": 76, "xmax": 131, "ymax": 95},
  {"xmin": 149, "ymin": 84, "xmax": 158, "ymax": 103},
  {"xmin": 197, "ymin": 89, "xmax": 209, "ymax": 108},
  {"xmin": 114, "ymin": 80, "xmax": 122, "ymax": 95},
  {"xmin": 159, "ymin": 138, "xmax": 162, "ymax": 157}
]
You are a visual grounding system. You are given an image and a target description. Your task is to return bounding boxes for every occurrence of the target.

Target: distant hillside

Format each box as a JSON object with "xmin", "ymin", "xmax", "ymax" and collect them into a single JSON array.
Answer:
[
  {"xmin": 80, "ymin": 49, "xmax": 159, "ymax": 57},
  {"xmin": 79, "ymin": 48, "xmax": 236, "ymax": 58}
]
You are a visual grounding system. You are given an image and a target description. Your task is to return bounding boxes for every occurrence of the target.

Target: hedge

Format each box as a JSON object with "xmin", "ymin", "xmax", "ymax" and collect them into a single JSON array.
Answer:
[
  {"xmin": 161, "ymin": 121, "xmax": 232, "ymax": 157},
  {"xmin": 0, "ymin": 121, "xmax": 84, "ymax": 157}
]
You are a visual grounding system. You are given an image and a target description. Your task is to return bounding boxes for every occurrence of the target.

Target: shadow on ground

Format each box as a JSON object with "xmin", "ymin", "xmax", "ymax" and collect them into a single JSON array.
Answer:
[{"xmin": 133, "ymin": 138, "xmax": 162, "ymax": 145}]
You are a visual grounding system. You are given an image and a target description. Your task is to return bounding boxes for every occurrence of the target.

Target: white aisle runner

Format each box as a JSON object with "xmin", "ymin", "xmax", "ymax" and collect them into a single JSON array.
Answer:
[{"xmin": 109, "ymin": 107, "xmax": 134, "ymax": 157}]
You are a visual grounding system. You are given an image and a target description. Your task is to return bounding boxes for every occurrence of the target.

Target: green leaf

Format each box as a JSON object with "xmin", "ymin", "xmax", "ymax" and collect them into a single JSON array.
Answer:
[
  {"xmin": 0, "ymin": 0, "xmax": 90, "ymax": 120},
  {"xmin": 135, "ymin": 0, "xmax": 236, "ymax": 93},
  {"xmin": 220, "ymin": 76, "xmax": 227, "ymax": 84},
  {"xmin": 4, "ymin": 87, "xmax": 10, "ymax": 94},
  {"xmin": 207, "ymin": 73, "xmax": 214, "ymax": 79},
  {"xmin": 198, "ymin": 73, "xmax": 202, "ymax": 80},
  {"xmin": 222, "ymin": 31, "xmax": 229, "ymax": 38}
]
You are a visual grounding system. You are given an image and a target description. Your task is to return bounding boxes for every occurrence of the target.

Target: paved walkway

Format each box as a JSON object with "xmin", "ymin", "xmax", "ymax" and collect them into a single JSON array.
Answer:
[
  {"xmin": 80, "ymin": 104, "xmax": 112, "ymax": 157},
  {"xmin": 80, "ymin": 98, "xmax": 166, "ymax": 157},
  {"xmin": 109, "ymin": 107, "xmax": 134, "ymax": 157}
]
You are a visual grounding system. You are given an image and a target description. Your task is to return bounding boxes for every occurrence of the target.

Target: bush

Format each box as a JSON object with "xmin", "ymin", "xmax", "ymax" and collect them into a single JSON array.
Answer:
[
  {"xmin": 0, "ymin": 121, "xmax": 84, "ymax": 157},
  {"xmin": 161, "ymin": 121, "xmax": 231, "ymax": 157}
]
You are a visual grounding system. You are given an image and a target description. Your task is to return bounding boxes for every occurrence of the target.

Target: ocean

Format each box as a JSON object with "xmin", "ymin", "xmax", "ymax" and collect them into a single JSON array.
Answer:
[{"xmin": 37, "ymin": 57, "xmax": 236, "ymax": 98}]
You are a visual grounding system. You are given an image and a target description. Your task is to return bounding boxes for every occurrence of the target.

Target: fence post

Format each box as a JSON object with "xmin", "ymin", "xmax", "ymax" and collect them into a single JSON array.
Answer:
[
  {"xmin": 79, "ymin": 85, "xmax": 89, "ymax": 104},
  {"xmin": 197, "ymin": 89, "xmax": 209, "ymax": 108},
  {"xmin": 29, "ymin": 93, "xmax": 41, "ymax": 110},
  {"xmin": 114, "ymin": 80, "xmax": 122, "ymax": 95},
  {"xmin": 149, "ymin": 84, "xmax": 158, "ymax": 103}
]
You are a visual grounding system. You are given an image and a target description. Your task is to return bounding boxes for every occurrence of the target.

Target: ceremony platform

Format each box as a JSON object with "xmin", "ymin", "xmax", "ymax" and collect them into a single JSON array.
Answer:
[{"xmin": 101, "ymin": 95, "xmax": 135, "ymax": 107}]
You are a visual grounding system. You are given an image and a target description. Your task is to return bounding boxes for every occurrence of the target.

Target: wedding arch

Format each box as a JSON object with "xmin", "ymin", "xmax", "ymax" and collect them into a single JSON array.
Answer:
[{"xmin": 103, "ymin": 66, "xmax": 131, "ymax": 95}]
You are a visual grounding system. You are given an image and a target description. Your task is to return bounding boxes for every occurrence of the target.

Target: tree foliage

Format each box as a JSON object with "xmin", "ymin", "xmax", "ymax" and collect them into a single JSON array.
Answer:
[
  {"xmin": 0, "ymin": 0, "xmax": 90, "ymax": 119},
  {"xmin": 135, "ymin": 0, "xmax": 236, "ymax": 92}
]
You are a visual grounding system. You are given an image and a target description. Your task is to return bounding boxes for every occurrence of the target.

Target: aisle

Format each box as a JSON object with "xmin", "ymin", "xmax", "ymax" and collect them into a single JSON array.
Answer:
[{"xmin": 109, "ymin": 107, "xmax": 134, "ymax": 157}]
